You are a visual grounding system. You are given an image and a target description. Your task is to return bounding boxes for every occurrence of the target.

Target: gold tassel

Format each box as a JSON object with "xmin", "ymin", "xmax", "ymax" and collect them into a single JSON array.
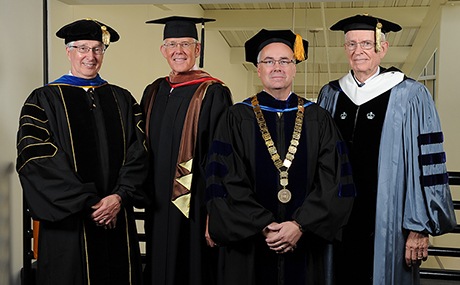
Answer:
[
  {"xmin": 101, "ymin": 26, "xmax": 110, "ymax": 46},
  {"xmin": 87, "ymin": 18, "xmax": 110, "ymax": 46},
  {"xmin": 375, "ymin": 22, "xmax": 383, "ymax": 52},
  {"xmin": 293, "ymin": 34, "xmax": 306, "ymax": 62}
]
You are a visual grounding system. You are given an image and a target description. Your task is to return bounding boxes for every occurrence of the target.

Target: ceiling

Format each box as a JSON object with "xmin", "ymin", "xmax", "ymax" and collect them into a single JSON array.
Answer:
[
  {"xmin": 58, "ymin": 0, "xmax": 385, "ymax": 3},
  {"xmin": 57, "ymin": 0, "xmax": 443, "ymax": 99},
  {"xmin": 200, "ymin": 1, "xmax": 433, "ymax": 98}
]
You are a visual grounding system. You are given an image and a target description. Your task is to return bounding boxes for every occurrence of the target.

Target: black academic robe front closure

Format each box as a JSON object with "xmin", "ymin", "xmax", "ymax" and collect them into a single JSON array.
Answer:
[
  {"xmin": 205, "ymin": 92, "xmax": 354, "ymax": 285},
  {"xmin": 141, "ymin": 71, "xmax": 233, "ymax": 285},
  {"xmin": 17, "ymin": 83, "xmax": 149, "ymax": 285}
]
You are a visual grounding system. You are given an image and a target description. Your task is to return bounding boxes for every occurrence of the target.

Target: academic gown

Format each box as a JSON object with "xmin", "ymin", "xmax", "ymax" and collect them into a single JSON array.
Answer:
[
  {"xmin": 332, "ymin": 89, "xmax": 391, "ymax": 283},
  {"xmin": 16, "ymin": 75, "xmax": 149, "ymax": 285},
  {"xmin": 317, "ymin": 67, "xmax": 457, "ymax": 285},
  {"xmin": 141, "ymin": 72, "xmax": 233, "ymax": 285},
  {"xmin": 205, "ymin": 91, "xmax": 355, "ymax": 285}
]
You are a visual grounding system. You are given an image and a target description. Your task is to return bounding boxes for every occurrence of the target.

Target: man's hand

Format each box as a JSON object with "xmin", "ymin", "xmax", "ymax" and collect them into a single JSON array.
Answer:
[
  {"xmin": 91, "ymin": 194, "xmax": 122, "ymax": 229},
  {"xmin": 205, "ymin": 215, "xmax": 217, "ymax": 247},
  {"xmin": 405, "ymin": 231, "xmax": 429, "ymax": 267},
  {"xmin": 265, "ymin": 221, "xmax": 302, "ymax": 254},
  {"xmin": 262, "ymin": 222, "xmax": 280, "ymax": 239}
]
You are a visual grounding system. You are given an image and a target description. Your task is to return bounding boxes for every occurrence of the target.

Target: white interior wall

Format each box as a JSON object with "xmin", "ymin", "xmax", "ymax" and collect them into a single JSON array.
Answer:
[
  {"xmin": 3, "ymin": 0, "xmax": 460, "ymax": 283},
  {"xmin": 49, "ymin": 1, "xmax": 248, "ymax": 102},
  {"xmin": 423, "ymin": 2, "xmax": 460, "ymax": 271},
  {"xmin": 3, "ymin": 1, "xmax": 248, "ymax": 283},
  {"xmin": 437, "ymin": 3, "xmax": 460, "ymax": 174},
  {"xmin": 0, "ymin": 0, "xmax": 43, "ymax": 284}
]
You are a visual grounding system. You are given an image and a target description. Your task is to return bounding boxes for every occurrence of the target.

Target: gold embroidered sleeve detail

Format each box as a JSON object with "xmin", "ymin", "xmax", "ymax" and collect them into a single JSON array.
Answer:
[
  {"xmin": 17, "ymin": 123, "xmax": 50, "ymax": 146},
  {"xmin": 17, "ymin": 142, "xmax": 58, "ymax": 172},
  {"xmin": 21, "ymin": 103, "xmax": 48, "ymax": 123},
  {"xmin": 17, "ymin": 98, "xmax": 58, "ymax": 172},
  {"xmin": 20, "ymin": 115, "xmax": 48, "ymax": 124},
  {"xmin": 25, "ymin": 102, "xmax": 44, "ymax": 111},
  {"xmin": 17, "ymin": 135, "xmax": 50, "ymax": 148}
]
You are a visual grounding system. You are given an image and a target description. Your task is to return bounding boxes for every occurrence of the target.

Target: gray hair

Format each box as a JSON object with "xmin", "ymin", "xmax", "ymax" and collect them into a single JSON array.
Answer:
[
  {"xmin": 257, "ymin": 51, "xmax": 262, "ymax": 64},
  {"xmin": 66, "ymin": 41, "xmax": 75, "ymax": 49}
]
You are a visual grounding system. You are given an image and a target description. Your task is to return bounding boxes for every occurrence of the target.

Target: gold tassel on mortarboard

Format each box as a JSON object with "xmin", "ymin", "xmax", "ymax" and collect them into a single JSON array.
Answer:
[
  {"xmin": 375, "ymin": 22, "xmax": 383, "ymax": 52},
  {"xmin": 101, "ymin": 26, "xmax": 110, "ymax": 46},
  {"xmin": 293, "ymin": 34, "xmax": 306, "ymax": 61},
  {"xmin": 87, "ymin": 18, "xmax": 111, "ymax": 46}
]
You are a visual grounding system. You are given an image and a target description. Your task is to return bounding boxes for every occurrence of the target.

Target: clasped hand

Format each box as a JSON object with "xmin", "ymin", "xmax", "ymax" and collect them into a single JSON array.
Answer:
[
  {"xmin": 263, "ymin": 221, "xmax": 303, "ymax": 254},
  {"xmin": 91, "ymin": 194, "xmax": 122, "ymax": 230}
]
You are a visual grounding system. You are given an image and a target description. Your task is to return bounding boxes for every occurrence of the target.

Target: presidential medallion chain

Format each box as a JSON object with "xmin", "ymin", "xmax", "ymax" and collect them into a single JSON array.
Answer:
[{"xmin": 250, "ymin": 95, "xmax": 305, "ymax": 203}]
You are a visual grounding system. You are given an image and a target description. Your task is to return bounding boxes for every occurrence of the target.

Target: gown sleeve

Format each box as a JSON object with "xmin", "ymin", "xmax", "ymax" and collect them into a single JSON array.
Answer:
[
  {"xmin": 402, "ymin": 81, "xmax": 456, "ymax": 235},
  {"xmin": 205, "ymin": 107, "xmax": 276, "ymax": 245},
  {"xmin": 16, "ymin": 88, "xmax": 100, "ymax": 222},
  {"xmin": 317, "ymin": 84, "xmax": 339, "ymax": 117}
]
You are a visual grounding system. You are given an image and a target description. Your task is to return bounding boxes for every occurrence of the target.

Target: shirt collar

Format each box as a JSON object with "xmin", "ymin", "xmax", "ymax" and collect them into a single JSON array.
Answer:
[{"xmin": 353, "ymin": 66, "xmax": 380, "ymax": 87}]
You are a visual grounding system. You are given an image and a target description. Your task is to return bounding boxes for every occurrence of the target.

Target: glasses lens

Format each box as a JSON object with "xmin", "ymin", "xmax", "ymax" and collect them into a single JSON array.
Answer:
[
  {"xmin": 345, "ymin": 42, "xmax": 356, "ymax": 50},
  {"xmin": 280, "ymin": 60, "xmax": 290, "ymax": 66},
  {"xmin": 345, "ymin": 41, "xmax": 374, "ymax": 50},
  {"xmin": 77, "ymin": 46, "xmax": 89, "ymax": 53},
  {"xmin": 260, "ymin": 60, "xmax": 293, "ymax": 66},
  {"xmin": 74, "ymin": 46, "xmax": 104, "ymax": 55},
  {"xmin": 181, "ymin": 42, "xmax": 196, "ymax": 49},
  {"xmin": 164, "ymin": 41, "xmax": 196, "ymax": 49},
  {"xmin": 362, "ymin": 41, "xmax": 373, "ymax": 50},
  {"xmin": 164, "ymin": 42, "xmax": 177, "ymax": 49},
  {"xmin": 263, "ymin": 60, "xmax": 274, "ymax": 67}
]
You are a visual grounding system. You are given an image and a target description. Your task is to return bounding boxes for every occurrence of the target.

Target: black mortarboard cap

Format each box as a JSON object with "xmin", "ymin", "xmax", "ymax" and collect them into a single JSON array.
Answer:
[
  {"xmin": 330, "ymin": 14, "xmax": 402, "ymax": 34},
  {"xmin": 245, "ymin": 29, "xmax": 309, "ymax": 67},
  {"xmin": 146, "ymin": 16, "xmax": 215, "ymax": 68},
  {"xmin": 56, "ymin": 18, "xmax": 120, "ymax": 46}
]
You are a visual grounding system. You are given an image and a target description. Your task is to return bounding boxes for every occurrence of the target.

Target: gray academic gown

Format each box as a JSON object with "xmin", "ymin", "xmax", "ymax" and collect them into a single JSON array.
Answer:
[{"xmin": 317, "ymin": 70, "xmax": 456, "ymax": 284}]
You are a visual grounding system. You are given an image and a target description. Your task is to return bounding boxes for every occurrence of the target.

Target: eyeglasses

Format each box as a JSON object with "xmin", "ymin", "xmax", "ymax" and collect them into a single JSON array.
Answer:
[
  {"xmin": 71, "ymin": 45, "xmax": 105, "ymax": 55},
  {"xmin": 344, "ymin": 41, "xmax": 376, "ymax": 51},
  {"xmin": 259, "ymin": 59, "xmax": 295, "ymax": 67},
  {"xmin": 163, "ymin": 41, "xmax": 197, "ymax": 49}
]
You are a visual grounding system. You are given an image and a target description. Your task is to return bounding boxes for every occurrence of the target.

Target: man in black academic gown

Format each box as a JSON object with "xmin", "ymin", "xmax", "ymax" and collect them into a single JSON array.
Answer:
[
  {"xmin": 141, "ymin": 16, "xmax": 233, "ymax": 285},
  {"xmin": 16, "ymin": 19, "xmax": 149, "ymax": 285},
  {"xmin": 205, "ymin": 29, "xmax": 355, "ymax": 285}
]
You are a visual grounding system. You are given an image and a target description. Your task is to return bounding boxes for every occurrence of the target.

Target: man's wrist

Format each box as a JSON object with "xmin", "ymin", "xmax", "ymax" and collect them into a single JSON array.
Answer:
[{"xmin": 294, "ymin": 221, "xmax": 306, "ymax": 233}]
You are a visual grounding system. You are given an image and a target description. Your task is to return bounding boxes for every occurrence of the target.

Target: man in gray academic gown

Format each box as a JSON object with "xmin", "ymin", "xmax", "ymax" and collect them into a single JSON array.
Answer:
[{"xmin": 317, "ymin": 14, "xmax": 457, "ymax": 285}]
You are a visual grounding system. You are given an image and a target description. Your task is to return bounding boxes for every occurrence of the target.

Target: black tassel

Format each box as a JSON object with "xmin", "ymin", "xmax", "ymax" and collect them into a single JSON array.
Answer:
[{"xmin": 199, "ymin": 20, "xmax": 205, "ymax": 68}]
